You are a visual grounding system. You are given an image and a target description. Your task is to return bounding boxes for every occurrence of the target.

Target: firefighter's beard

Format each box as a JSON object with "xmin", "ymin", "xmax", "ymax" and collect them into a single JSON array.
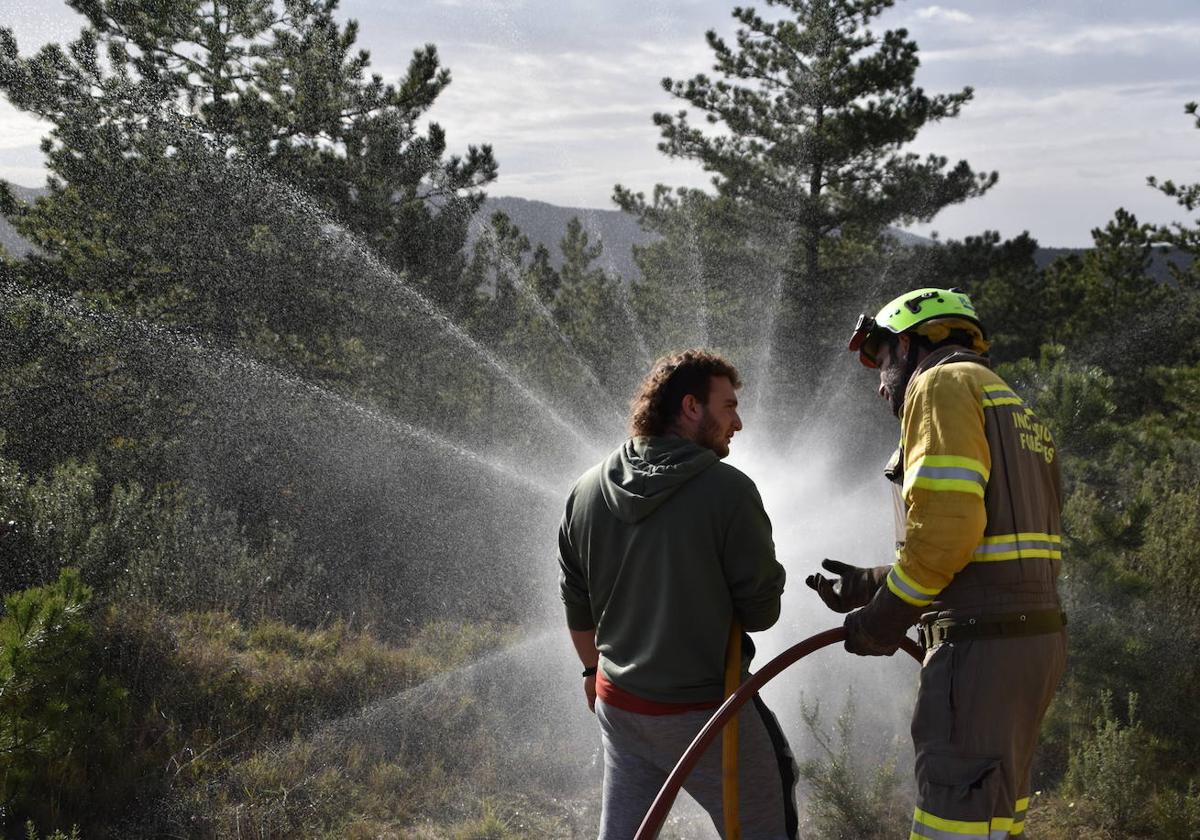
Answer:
[{"xmin": 881, "ymin": 360, "xmax": 914, "ymax": 418}]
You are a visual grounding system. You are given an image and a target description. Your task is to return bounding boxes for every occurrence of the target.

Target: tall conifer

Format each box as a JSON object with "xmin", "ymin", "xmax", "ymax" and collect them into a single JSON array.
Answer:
[{"xmin": 618, "ymin": 0, "xmax": 996, "ymax": 409}]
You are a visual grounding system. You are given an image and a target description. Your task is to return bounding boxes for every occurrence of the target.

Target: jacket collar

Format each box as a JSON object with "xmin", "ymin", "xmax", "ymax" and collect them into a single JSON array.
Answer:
[
  {"xmin": 912, "ymin": 345, "xmax": 990, "ymax": 378},
  {"xmin": 903, "ymin": 345, "xmax": 991, "ymax": 404}
]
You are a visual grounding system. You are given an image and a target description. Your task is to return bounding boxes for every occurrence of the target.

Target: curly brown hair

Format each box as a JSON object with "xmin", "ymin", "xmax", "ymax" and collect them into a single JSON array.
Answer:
[{"xmin": 628, "ymin": 349, "xmax": 742, "ymax": 437}]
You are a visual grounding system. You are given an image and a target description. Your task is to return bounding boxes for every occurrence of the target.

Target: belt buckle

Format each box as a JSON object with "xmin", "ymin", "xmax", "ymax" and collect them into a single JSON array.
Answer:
[{"xmin": 917, "ymin": 620, "xmax": 936, "ymax": 650}]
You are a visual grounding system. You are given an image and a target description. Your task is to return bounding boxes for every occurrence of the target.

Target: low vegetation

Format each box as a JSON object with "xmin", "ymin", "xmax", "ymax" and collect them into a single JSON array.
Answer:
[{"xmin": 0, "ymin": 571, "xmax": 520, "ymax": 837}]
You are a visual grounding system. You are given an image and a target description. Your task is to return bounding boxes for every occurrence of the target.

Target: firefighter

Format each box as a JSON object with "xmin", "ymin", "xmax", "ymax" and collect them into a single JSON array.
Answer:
[{"xmin": 807, "ymin": 287, "xmax": 1067, "ymax": 839}]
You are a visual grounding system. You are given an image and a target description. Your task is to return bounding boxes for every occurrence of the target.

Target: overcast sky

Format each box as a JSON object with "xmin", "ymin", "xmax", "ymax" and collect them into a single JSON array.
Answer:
[{"xmin": 1, "ymin": 0, "xmax": 1197, "ymax": 246}]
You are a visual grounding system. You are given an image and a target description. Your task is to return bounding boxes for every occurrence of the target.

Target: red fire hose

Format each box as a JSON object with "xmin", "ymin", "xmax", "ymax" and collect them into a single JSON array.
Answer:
[{"xmin": 633, "ymin": 627, "xmax": 924, "ymax": 840}]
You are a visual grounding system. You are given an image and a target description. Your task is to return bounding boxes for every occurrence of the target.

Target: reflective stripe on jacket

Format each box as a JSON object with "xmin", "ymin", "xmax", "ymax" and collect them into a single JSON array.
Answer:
[{"xmin": 885, "ymin": 347, "xmax": 1064, "ymax": 615}]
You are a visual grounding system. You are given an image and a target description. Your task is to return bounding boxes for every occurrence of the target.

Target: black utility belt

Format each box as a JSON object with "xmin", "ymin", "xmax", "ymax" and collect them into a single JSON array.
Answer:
[{"xmin": 918, "ymin": 609, "xmax": 1066, "ymax": 649}]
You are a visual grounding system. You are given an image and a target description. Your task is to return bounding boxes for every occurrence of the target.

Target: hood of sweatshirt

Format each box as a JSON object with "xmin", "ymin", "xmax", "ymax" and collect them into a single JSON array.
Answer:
[{"xmin": 599, "ymin": 436, "xmax": 719, "ymax": 523}]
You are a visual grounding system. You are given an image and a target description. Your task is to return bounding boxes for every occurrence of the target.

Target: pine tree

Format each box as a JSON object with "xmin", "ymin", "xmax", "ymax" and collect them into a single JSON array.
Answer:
[
  {"xmin": 465, "ymin": 213, "xmax": 633, "ymax": 426},
  {"xmin": 0, "ymin": 0, "xmax": 496, "ymax": 322},
  {"xmin": 650, "ymin": 0, "xmax": 992, "ymax": 284},
  {"xmin": 554, "ymin": 217, "xmax": 637, "ymax": 394},
  {"xmin": 616, "ymin": 0, "xmax": 996, "ymax": 410},
  {"xmin": 1147, "ymin": 101, "xmax": 1200, "ymax": 283},
  {"xmin": 0, "ymin": 3, "xmax": 506, "ymax": 625}
]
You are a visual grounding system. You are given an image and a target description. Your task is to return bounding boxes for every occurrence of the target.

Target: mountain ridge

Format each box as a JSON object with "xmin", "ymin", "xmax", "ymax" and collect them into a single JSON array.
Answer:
[{"xmin": 4, "ymin": 183, "xmax": 1189, "ymax": 284}]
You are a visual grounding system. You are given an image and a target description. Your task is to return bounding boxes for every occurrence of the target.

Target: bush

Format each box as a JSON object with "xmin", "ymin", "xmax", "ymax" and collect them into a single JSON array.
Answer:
[
  {"xmin": 797, "ymin": 691, "xmax": 908, "ymax": 840},
  {"xmin": 0, "ymin": 453, "xmax": 112, "ymax": 594},
  {"xmin": 19, "ymin": 823, "xmax": 81, "ymax": 840},
  {"xmin": 0, "ymin": 569, "xmax": 135, "ymax": 835},
  {"xmin": 1066, "ymin": 691, "xmax": 1152, "ymax": 833},
  {"xmin": 0, "ymin": 442, "xmax": 303, "ymax": 620},
  {"xmin": 1147, "ymin": 782, "xmax": 1200, "ymax": 840},
  {"xmin": 1052, "ymin": 444, "xmax": 1200, "ymax": 777}
]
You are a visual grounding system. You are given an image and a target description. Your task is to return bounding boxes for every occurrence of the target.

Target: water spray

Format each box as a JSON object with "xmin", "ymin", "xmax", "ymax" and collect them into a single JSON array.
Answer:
[
  {"xmin": 784, "ymin": 236, "xmax": 904, "ymax": 456},
  {"xmin": 0, "ymin": 281, "xmax": 564, "ymax": 496},
  {"xmin": 468, "ymin": 215, "xmax": 628, "ymax": 428},
  {"xmin": 574, "ymin": 205, "xmax": 654, "ymax": 366},
  {"xmin": 105, "ymin": 90, "xmax": 613, "ymax": 454},
  {"xmin": 683, "ymin": 210, "xmax": 710, "ymax": 347}
]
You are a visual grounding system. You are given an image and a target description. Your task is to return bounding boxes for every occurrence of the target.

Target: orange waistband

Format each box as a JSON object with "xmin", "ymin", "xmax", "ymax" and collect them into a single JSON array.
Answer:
[{"xmin": 596, "ymin": 669, "xmax": 723, "ymax": 716}]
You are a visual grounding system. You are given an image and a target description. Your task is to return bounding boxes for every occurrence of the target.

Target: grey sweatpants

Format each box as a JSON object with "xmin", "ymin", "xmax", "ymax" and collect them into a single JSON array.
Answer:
[{"xmin": 595, "ymin": 695, "xmax": 798, "ymax": 840}]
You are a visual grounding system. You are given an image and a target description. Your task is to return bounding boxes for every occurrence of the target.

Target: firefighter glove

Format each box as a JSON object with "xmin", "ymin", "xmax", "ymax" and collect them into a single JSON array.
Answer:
[
  {"xmin": 844, "ymin": 585, "xmax": 924, "ymax": 656},
  {"xmin": 806, "ymin": 559, "xmax": 891, "ymax": 614}
]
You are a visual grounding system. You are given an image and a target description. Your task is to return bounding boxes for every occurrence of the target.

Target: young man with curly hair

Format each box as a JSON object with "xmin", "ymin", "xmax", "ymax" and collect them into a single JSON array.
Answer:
[{"xmin": 558, "ymin": 349, "xmax": 798, "ymax": 840}]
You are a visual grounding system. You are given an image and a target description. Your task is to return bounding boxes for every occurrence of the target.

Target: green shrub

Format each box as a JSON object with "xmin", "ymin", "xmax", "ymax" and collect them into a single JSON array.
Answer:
[
  {"xmin": 1147, "ymin": 782, "xmax": 1200, "ymax": 840},
  {"xmin": 0, "ymin": 452, "xmax": 111, "ymax": 594},
  {"xmin": 20, "ymin": 822, "xmax": 81, "ymax": 840},
  {"xmin": 0, "ymin": 569, "xmax": 134, "ymax": 835},
  {"xmin": 0, "ymin": 442, "xmax": 302, "ymax": 621},
  {"xmin": 1053, "ymin": 445, "xmax": 1200, "ymax": 778},
  {"xmin": 1066, "ymin": 691, "xmax": 1152, "ymax": 833},
  {"xmin": 797, "ymin": 691, "xmax": 908, "ymax": 840}
]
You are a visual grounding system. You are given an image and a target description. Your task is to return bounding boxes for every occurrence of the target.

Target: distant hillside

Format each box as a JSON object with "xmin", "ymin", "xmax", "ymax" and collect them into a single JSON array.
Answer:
[
  {"xmin": 1034, "ymin": 245, "xmax": 1192, "ymax": 283},
  {"xmin": 0, "ymin": 187, "xmax": 653, "ymax": 278},
  {"xmin": 3, "ymin": 183, "xmax": 1191, "ymax": 282},
  {"xmin": 479, "ymin": 197, "xmax": 945, "ymax": 281},
  {"xmin": 488, "ymin": 201, "xmax": 1195, "ymax": 283},
  {"xmin": 474, "ymin": 196, "xmax": 651, "ymax": 282}
]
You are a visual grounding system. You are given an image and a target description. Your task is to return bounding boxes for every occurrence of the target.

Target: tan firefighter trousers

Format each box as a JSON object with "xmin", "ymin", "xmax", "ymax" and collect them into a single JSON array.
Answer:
[{"xmin": 909, "ymin": 629, "xmax": 1067, "ymax": 839}]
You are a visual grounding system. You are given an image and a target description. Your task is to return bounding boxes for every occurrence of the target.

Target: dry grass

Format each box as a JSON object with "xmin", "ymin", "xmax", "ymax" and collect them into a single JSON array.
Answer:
[{"xmin": 96, "ymin": 605, "xmax": 531, "ymax": 837}]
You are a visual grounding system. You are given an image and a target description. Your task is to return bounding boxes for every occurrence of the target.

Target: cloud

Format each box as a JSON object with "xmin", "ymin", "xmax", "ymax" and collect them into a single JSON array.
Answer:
[
  {"xmin": 0, "ymin": 100, "xmax": 50, "ymax": 151},
  {"xmin": 0, "ymin": 164, "xmax": 49, "ymax": 189},
  {"xmin": 915, "ymin": 6, "xmax": 974, "ymax": 24},
  {"xmin": 923, "ymin": 21, "xmax": 1200, "ymax": 62},
  {"xmin": 901, "ymin": 80, "xmax": 1197, "ymax": 245},
  {"xmin": 433, "ymin": 0, "xmax": 522, "ymax": 7},
  {"xmin": 1036, "ymin": 23, "xmax": 1200, "ymax": 56},
  {"xmin": 410, "ymin": 37, "xmax": 709, "ymax": 138},
  {"xmin": 400, "ymin": 34, "xmax": 716, "ymax": 208},
  {"xmin": 0, "ymin": 101, "xmax": 51, "ymax": 186}
]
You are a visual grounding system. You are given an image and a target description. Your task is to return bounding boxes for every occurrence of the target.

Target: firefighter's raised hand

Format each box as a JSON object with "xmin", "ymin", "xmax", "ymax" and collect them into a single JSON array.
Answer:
[{"xmin": 805, "ymin": 559, "xmax": 889, "ymax": 613}]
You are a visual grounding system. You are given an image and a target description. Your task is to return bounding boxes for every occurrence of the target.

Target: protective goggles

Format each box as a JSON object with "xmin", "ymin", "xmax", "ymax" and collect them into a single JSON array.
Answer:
[{"xmin": 847, "ymin": 314, "xmax": 888, "ymax": 369}]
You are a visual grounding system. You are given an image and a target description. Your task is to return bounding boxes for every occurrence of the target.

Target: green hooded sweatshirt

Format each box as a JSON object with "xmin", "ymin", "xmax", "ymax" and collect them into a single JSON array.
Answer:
[{"xmin": 558, "ymin": 436, "xmax": 785, "ymax": 703}]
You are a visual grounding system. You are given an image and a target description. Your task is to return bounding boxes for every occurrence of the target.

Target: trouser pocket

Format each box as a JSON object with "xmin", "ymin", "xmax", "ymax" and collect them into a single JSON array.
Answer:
[
  {"xmin": 912, "ymin": 642, "xmax": 956, "ymax": 746},
  {"xmin": 912, "ymin": 751, "xmax": 1007, "ymax": 839}
]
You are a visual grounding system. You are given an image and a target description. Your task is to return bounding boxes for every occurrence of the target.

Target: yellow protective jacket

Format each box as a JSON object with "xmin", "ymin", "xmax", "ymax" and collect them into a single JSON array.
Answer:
[{"xmin": 885, "ymin": 348, "xmax": 1064, "ymax": 615}]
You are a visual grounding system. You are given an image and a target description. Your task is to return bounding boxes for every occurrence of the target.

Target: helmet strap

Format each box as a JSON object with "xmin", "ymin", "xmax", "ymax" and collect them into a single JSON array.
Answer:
[
  {"xmin": 885, "ymin": 333, "xmax": 924, "ymax": 418},
  {"xmin": 905, "ymin": 333, "xmax": 923, "ymax": 371}
]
